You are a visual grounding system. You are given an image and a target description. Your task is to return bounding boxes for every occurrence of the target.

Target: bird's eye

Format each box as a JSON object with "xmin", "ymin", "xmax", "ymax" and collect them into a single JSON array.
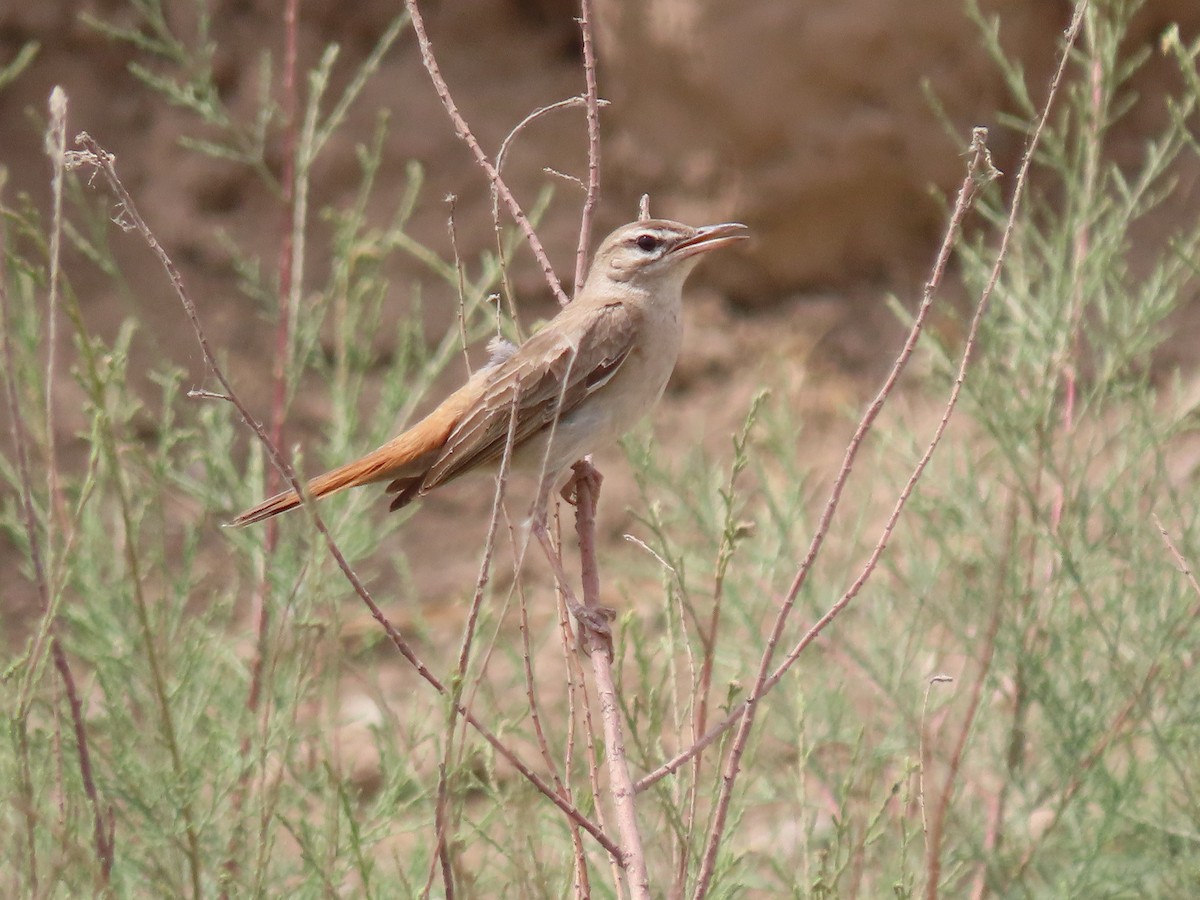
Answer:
[{"xmin": 635, "ymin": 233, "xmax": 661, "ymax": 253}]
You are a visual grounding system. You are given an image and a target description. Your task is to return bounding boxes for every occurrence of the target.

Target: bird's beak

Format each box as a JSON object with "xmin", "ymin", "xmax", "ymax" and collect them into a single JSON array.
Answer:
[{"xmin": 671, "ymin": 222, "xmax": 749, "ymax": 260}]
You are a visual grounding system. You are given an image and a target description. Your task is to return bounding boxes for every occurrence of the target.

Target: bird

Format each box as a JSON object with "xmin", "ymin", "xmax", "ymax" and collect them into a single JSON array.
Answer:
[{"xmin": 230, "ymin": 218, "xmax": 748, "ymax": 529}]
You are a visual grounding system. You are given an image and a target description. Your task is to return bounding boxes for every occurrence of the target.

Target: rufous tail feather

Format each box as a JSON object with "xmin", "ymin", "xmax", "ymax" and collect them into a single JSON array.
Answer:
[
  {"xmin": 229, "ymin": 407, "xmax": 461, "ymax": 526},
  {"xmin": 230, "ymin": 347, "xmax": 508, "ymax": 527},
  {"xmin": 228, "ymin": 455, "xmax": 378, "ymax": 526}
]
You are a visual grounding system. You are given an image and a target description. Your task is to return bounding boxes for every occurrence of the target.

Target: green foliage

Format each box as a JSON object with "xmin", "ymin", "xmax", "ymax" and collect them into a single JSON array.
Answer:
[{"xmin": 4, "ymin": 0, "xmax": 1200, "ymax": 897}]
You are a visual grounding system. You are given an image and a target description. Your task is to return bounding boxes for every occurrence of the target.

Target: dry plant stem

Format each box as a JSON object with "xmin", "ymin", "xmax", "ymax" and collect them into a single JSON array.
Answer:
[
  {"xmin": 532, "ymin": 522, "xmax": 609, "ymax": 635},
  {"xmin": 264, "ymin": 0, "xmax": 300, "ymax": 549},
  {"xmin": 496, "ymin": 97, "xmax": 606, "ymax": 177},
  {"xmin": 3, "ymin": 188, "xmax": 108, "ymax": 892},
  {"xmin": 649, "ymin": 128, "xmax": 996, "ymax": 814},
  {"xmin": 51, "ymin": 639, "xmax": 115, "ymax": 884},
  {"xmin": 455, "ymin": 401, "xmax": 520, "ymax": 685},
  {"xmin": 573, "ymin": 0, "xmax": 602, "ymax": 293},
  {"xmin": 646, "ymin": 551, "xmax": 696, "ymax": 896},
  {"xmin": 6, "ymin": 102, "xmax": 118, "ymax": 890},
  {"xmin": 514, "ymin": 561, "xmax": 576, "ymax": 807},
  {"xmin": 14, "ymin": 153, "xmax": 134, "ymax": 892},
  {"xmin": 66, "ymin": 134, "xmax": 620, "ymax": 859},
  {"xmin": 917, "ymin": 675, "xmax": 954, "ymax": 846},
  {"xmin": 1154, "ymin": 515, "xmax": 1200, "ymax": 618},
  {"xmin": 654, "ymin": 9, "xmax": 1090, "ymax": 821},
  {"xmin": 572, "ymin": 462, "xmax": 651, "ymax": 898},
  {"xmin": 424, "ymin": 768, "xmax": 455, "ymax": 900},
  {"xmin": 223, "ymin": 4, "xmax": 300, "ymax": 886},
  {"xmin": 553, "ymin": 561, "xmax": 611, "ymax": 897},
  {"xmin": 492, "ymin": 94, "xmax": 609, "ymax": 329},
  {"xmin": 690, "ymin": 5, "xmax": 1088, "ymax": 880},
  {"xmin": 566, "ymin": 695, "xmax": 594, "ymax": 898},
  {"xmin": 256, "ymin": 0, "xmax": 301, "ymax": 651},
  {"xmin": 45, "ymin": 87, "xmax": 67, "ymax": 533},
  {"xmin": 9, "ymin": 107, "xmax": 54, "ymax": 684},
  {"xmin": 500, "ymin": 507, "xmax": 592, "ymax": 889},
  {"xmin": 404, "ymin": 0, "xmax": 570, "ymax": 306},
  {"xmin": 55, "ymin": 222, "xmax": 205, "ymax": 892},
  {"xmin": 428, "ymin": 398, "xmax": 522, "ymax": 892},
  {"xmin": 447, "ymin": 198, "xmax": 472, "ymax": 376},
  {"xmin": 517, "ymin": 576, "xmax": 593, "ymax": 893},
  {"xmin": 497, "ymin": 507, "xmax": 571, "ymax": 794},
  {"xmin": 675, "ymin": 432, "xmax": 748, "ymax": 890}
]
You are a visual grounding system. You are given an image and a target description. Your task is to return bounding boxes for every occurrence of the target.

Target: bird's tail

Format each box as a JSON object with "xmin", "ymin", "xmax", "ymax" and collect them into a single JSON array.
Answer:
[
  {"xmin": 229, "ymin": 430, "xmax": 442, "ymax": 526},
  {"xmin": 228, "ymin": 449, "xmax": 390, "ymax": 526},
  {"xmin": 229, "ymin": 353, "xmax": 507, "ymax": 527}
]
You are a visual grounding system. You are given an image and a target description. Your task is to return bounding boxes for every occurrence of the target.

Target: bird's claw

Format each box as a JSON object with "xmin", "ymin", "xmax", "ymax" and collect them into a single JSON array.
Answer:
[
  {"xmin": 567, "ymin": 600, "xmax": 616, "ymax": 652},
  {"xmin": 561, "ymin": 460, "xmax": 604, "ymax": 506}
]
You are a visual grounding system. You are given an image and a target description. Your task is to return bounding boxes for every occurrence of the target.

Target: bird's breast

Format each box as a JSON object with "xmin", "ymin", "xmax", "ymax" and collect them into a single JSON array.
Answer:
[
  {"xmin": 592, "ymin": 298, "xmax": 683, "ymax": 435},
  {"xmin": 513, "ymin": 295, "xmax": 684, "ymax": 478}
]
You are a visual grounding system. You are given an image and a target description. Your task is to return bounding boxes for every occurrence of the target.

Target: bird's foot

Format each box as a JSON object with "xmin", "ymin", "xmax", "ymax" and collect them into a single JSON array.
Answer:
[
  {"xmin": 561, "ymin": 459, "xmax": 604, "ymax": 506},
  {"xmin": 566, "ymin": 597, "xmax": 616, "ymax": 651},
  {"xmin": 530, "ymin": 513, "xmax": 614, "ymax": 649}
]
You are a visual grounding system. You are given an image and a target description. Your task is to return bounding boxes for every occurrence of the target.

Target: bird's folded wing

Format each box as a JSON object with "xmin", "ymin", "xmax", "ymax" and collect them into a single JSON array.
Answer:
[{"xmin": 419, "ymin": 300, "xmax": 640, "ymax": 489}]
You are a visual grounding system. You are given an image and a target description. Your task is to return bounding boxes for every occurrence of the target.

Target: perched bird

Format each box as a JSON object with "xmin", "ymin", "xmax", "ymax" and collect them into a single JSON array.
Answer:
[{"xmin": 230, "ymin": 219, "xmax": 747, "ymax": 528}]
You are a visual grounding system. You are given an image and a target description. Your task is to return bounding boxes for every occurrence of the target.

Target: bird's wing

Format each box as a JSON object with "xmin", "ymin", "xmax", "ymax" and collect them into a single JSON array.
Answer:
[{"xmin": 412, "ymin": 299, "xmax": 641, "ymax": 492}]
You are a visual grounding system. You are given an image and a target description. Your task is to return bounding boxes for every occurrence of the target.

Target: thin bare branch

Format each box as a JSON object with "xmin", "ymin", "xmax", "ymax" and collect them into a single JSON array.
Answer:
[
  {"xmin": 221, "ymin": 5, "xmax": 300, "ymax": 885},
  {"xmin": 572, "ymin": 461, "xmax": 651, "ymax": 897},
  {"xmin": 6, "ymin": 98, "xmax": 115, "ymax": 890},
  {"xmin": 573, "ymin": 0, "xmax": 602, "ymax": 294},
  {"xmin": 45, "ymin": 87, "xmax": 68, "ymax": 535},
  {"xmin": 446, "ymin": 195, "xmax": 472, "ymax": 377},
  {"xmin": 2, "ymin": 160, "xmax": 49, "ymax": 895},
  {"xmin": 688, "ymin": 7, "xmax": 1086, "ymax": 891},
  {"xmin": 496, "ymin": 96, "xmax": 609, "ymax": 177},
  {"xmin": 52, "ymin": 639, "xmax": 115, "ymax": 885},
  {"xmin": 428, "ymin": 381, "xmax": 526, "ymax": 895},
  {"xmin": 641, "ymin": 123, "xmax": 997, "ymax": 796},
  {"xmin": 404, "ymin": 0, "xmax": 570, "ymax": 306}
]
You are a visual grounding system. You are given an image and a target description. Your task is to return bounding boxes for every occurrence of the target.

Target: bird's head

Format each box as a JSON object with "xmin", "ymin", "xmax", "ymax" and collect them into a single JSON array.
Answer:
[{"xmin": 585, "ymin": 219, "xmax": 748, "ymax": 292}]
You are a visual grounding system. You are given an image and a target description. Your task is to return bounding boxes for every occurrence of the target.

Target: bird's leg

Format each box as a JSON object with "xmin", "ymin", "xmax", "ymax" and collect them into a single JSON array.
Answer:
[
  {"xmin": 566, "ymin": 458, "xmax": 616, "ymax": 651},
  {"xmin": 529, "ymin": 465, "xmax": 615, "ymax": 640}
]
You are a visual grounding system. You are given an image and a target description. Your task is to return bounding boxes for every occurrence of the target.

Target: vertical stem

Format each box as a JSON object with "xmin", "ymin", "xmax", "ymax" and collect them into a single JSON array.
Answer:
[
  {"xmin": 573, "ymin": 0, "xmax": 602, "ymax": 294},
  {"xmin": 258, "ymin": 0, "xmax": 301, "ymax": 602},
  {"xmin": 404, "ymin": 0, "xmax": 570, "ymax": 305},
  {"xmin": 45, "ymin": 87, "xmax": 68, "ymax": 535},
  {"xmin": 224, "ymin": 4, "xmax": 299, "ymax": 889},
  {"xmin": 52, "ymin": 638, "xmax": 115, "ymax": 885},
  {"xmin": 573, "ymin": 461, "xmax": 651, "ymax": 898}
]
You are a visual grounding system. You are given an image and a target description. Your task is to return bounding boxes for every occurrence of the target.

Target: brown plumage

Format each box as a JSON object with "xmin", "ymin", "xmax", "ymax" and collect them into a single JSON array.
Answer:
[{"xmin": 230, "ymin": 219, "xmax": 747, "ymax": 527}]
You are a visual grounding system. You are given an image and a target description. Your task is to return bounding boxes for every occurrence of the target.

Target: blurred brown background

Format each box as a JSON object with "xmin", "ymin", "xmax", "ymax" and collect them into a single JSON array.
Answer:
[{"xmin": 2, "ymin": 0, "xmax": 1199, "ymax": 604}]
